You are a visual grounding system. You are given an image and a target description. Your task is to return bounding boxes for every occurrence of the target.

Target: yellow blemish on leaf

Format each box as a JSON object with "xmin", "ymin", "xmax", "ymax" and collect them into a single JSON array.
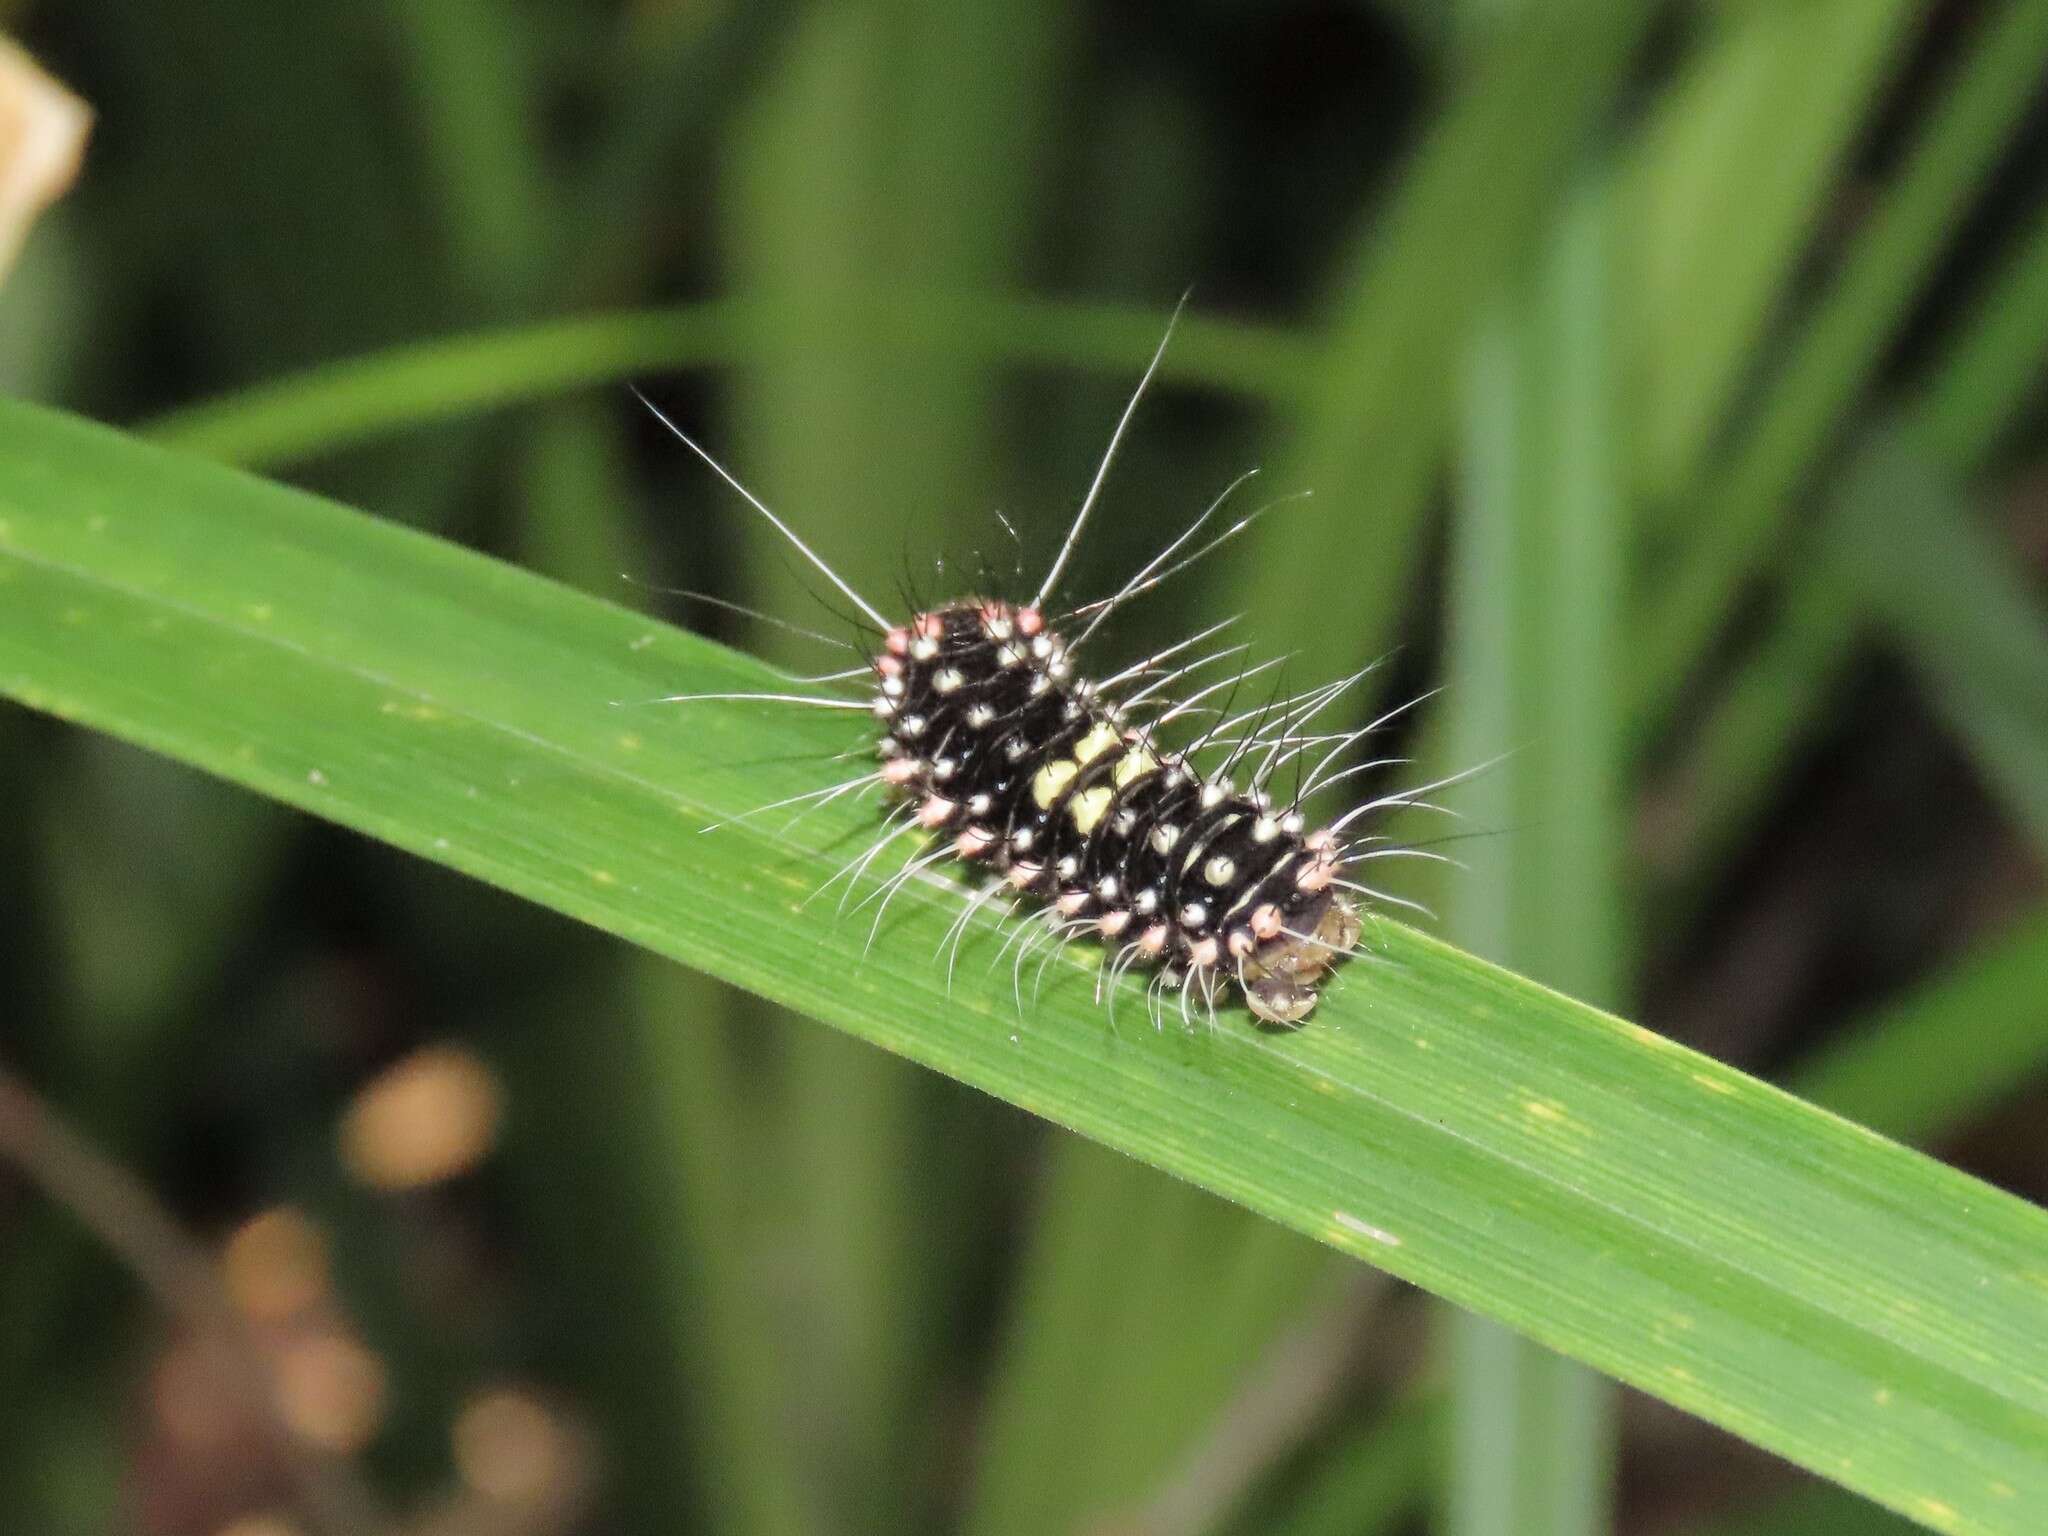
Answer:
[
  {"xmin": 629, "ymin": 634, "xmax": 655, "ymax": 652},
  {"xmin": 1691, "ymin": 1071, "xmax": 1736, "ymax": 1096},
  {"xmin": 1032, "ymin": 758, "xmax": 1078, "ymax": 809},
  {"xmin": 1523, "ymin": 1098, "xmax": 1567, "ymax": 1124},
  {"xmin": 617, "ymin": 732, "xmax": 643, "ymax": 751},
  {"xmin": 1915, "ymin": 1498, "xmax": 1959, "ymax": 1531},
  {"xmin": 591, "ymin": 869, "xmax": 618, "ymax": 886},
  {"xmin": 87, "ymin": 514, "xmax": 107, "ymax": 533},
  {"xmin": 60, "ymin": 605, "xmax": 86, "ymax": 624},
  {"xmin": 246, "ymin": 602, "xmax": 274, "ymax": 622},
  {"xmin": 1873, "ymin": 1387, "xmax": 1892, "ymax": 1406},
  {"xmin": 380, "ymin": 700, "xmax": 442, "ymax": 722},
  {"xmin": 1666, "ymin": 1365, "xmax": 1694, "ymax": 1384},
  {"xmin": 1989, "ymin": 1481, "xmax": 2015, "ymax": 1499}
]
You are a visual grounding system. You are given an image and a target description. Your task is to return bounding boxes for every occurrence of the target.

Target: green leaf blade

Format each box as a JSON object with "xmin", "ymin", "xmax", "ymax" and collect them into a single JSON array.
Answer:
[{"xmin": 3, "ymin": 401, "xmax": 2048, "ymax": 1533}]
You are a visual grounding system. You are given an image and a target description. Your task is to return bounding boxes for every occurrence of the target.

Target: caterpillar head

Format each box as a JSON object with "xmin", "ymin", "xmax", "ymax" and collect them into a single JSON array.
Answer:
[{"xmin": 1238, "ymin": 889, "xmax": 1362, "ymax": 1027}]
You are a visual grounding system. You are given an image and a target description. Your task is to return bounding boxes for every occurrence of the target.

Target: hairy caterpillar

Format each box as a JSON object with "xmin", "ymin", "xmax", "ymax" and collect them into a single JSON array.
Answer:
[{"xmin": 639, "ymin": 321, "xmax": 1444, "ymax": 1029}]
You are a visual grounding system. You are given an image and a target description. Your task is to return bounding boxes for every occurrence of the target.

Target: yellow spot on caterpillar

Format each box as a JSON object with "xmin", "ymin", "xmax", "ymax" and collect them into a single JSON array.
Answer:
[
  {"xmin": 1032, "ymin": 758, "xmax": 1078, "ymax": 809},
  {"xmin": 1072, "ymin": 722, "xmax": 1121, "ymax": 766},
  {"xmin": 1112, "ymin": 747, "xmax": 1157, "ymax": 787},
  {"xmin": 1069, "ymin": 785, "xmax": 1114, "ymax": 834}
]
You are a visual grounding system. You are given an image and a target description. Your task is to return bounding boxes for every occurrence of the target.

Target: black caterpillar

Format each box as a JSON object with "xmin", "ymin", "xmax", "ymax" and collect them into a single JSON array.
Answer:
[
  {"xmin": 639, "ymin": 322, "xmax": 1435, "ymax": 1029},
  {"xmin": 866, "ymin": 594, "xmax": 1363, "ymax": 1024}
]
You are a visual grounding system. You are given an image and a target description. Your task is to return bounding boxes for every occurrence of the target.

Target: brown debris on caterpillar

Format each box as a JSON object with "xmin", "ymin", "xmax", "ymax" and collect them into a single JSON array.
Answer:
[{"xmin": 631, "ymin": 309, "xmax": 1453, "ymax": 1031}]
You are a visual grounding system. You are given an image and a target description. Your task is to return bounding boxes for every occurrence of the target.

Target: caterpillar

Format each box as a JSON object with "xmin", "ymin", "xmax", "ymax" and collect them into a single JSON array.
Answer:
[{"xmin": 638, "ymin": 321, "xmax": 1443, "ymax": 1030}]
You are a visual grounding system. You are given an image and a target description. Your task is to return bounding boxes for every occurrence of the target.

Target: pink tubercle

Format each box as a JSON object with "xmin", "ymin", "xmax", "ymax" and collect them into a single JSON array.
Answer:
[
  {"xmin": 1056, "ymin": 889, "xmax": 1091, "ymax": 917},
  {"xmin": 876, "ymin": 653, "xmax": 903, "ymax": 678},
  {"xmin": 1304, "ymin": 828, "xmax": 1339, "ymax": 855},
  {"xmin": 914, "ymin": 612, "xmax": 945, "ymax": 640},
  {"xmin": 1006, "ymin": 861, "xmax": 1045, "ymax": 890},
  {"xmin": 1015, "ymin": 606, "xmax": 1044, "ymax": 636},
  {"xmin": 917, "ymin": 795, "xmax": 956, "ymax": 829},
  {"xmin": 881, "ymin": 758, "xmax": 920, "ymax": 786},
  {"xmin": 1188, "ymin": 936, "xmax": 1220, "ymax": 969},
  {"xmin": 1227, "ymin": 929, "xmax": 1255, "ymax": 959},
  {"xmin": 1297, "ymin": 856, "xmax": 1338, "ymax": 893},
  {"xmin": 885, "ymin": 627, "xmax": 910, "ymax": 656},
  {"xmin": 1137, "ymin": 923, "xmax": 1170, "ymax": 957},
  {"xmin": 1097, "ymin": 910, "xmax": 1131, "ymax": 937},
  {"xmin": 1250, "ymin": 903, "xmax": 1283, "ymax": 940},
  {"xmin": 955, "ymin": 827, "xmax": 996, "ymax": 857}
]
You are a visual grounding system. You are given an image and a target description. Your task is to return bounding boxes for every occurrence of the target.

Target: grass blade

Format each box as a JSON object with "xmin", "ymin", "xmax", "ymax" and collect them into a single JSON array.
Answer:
[
  {"xmin": 1442, "ymin": 175, "xmax": 1626, "ymax": 1536},
  {"xmin": 1792, "ymin": 910, "xmax": 2048, "ymax": 1148},
  {"xmin": 3, "ymin": 403, "xmax": 2048, "ymax": 1533},
  {"xmin": 1824, "ymin": 430, "xmax": 2048, "ymax": 853},
  {"xmin": 1630, "ymin": 0, "xmax": 2048, "ymax": 736},
  {"xmin": 1629, "ymin": 0, "xmax": 1920, "ymax": 505},
  {"xmin": 139, "ymin": 297, "xmax": 1314, "ymax": 471},
  {"xmin": 1248, "ymin": 0, "xmax": 1659, "ymax": 671}
]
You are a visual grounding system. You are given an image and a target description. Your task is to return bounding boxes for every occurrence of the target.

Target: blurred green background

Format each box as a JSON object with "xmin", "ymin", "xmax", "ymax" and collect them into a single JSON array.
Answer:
[{"xmin": 3, "ymin": 2, "xmax": 2046, "ymax": 1534}]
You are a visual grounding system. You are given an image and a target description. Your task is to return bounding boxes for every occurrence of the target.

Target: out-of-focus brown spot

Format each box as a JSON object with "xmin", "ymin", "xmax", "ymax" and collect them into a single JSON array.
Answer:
[
  {"xmin": 453, "ymin": 1387, "xmax": 565, "ymax": 1506},
  {"xmin": 213, "ymin": 1517, "xmax": 302, "ymax": 1536},
  {"xmin": 151, "ymin": 1338, "xmax": 245, "ymax": 1451},
  {"xmin": 273, "ymin": 1330, "xmax": 386, "ymax": 1453},
  {"xmin": 222, "ymin": 1208, "xmax": 329, "ymax": 1323},
  {"xmin": 0, "ymin": 38, "xmax": 90, "ymax": 282},
  {"xmin": 338, "ymin": 1045, "xmax": 502, "ymax": 1191}
]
